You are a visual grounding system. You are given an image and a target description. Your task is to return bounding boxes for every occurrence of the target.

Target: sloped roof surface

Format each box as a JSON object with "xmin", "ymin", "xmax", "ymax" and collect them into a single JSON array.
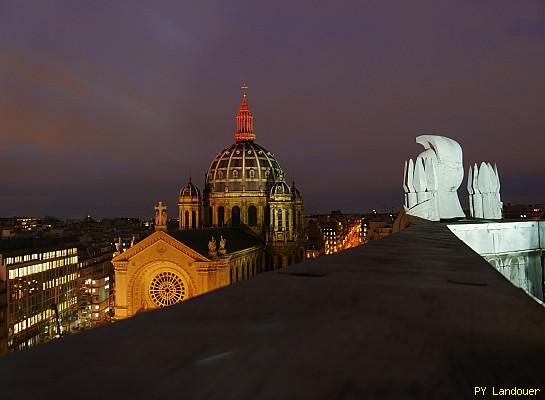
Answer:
[
  {"xmin": 1, "ymin": 223, "xmax": 545, "ymax": 399},
  {"xmin": 169, "ymin": 227, "xmax": 263, "ymax": 256}
]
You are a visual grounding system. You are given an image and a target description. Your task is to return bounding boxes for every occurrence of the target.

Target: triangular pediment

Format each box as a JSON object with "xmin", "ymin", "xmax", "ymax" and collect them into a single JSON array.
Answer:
[{"xmin": 112, "ymin": 230, "xmax": 210, "ymax": 262}]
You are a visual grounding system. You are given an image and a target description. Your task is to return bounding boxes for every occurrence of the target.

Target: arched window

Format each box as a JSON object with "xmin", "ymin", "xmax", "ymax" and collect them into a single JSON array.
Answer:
[
  {"xmin": 264, "ymin": 205, "xmax": 270, "ymax": 226},
  {"xmin": 248, "ymin": 205, "xmax": 257, "ymax": 226},
  {"xmin": 286, "ymin": 210, "xmax": 290, "ymax": 231},
  {"xmin": 218, "ymin": 171, "xmax": 223, "ymax": 179},
  {"xmin": 218, "ymin": 206, "xmax": 225, "ymax": 227},
  {"xmin": 191, "ymin": 211, "xmax": 196, "ymax": 228},
  {"xmin": 184, "ymin": 211, "xmax": 189, "ymax": 229},
  {"xmin": 232, "ymin": 205, "xmax": 241, "ymax": 226},
  {"xmin": 232, "ymin": 169, "xmax": 239, "ymax": 178},
  {"xmin": 249, "ymin": 169, "xmax": 255, "ymax": 178},
  {"xmin": 278, "ymin": 209, "xmax": 283, "ymax": 231}
]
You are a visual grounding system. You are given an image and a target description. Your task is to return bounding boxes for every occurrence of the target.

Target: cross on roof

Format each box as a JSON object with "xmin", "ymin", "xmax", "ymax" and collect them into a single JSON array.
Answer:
[{"xmin": 155, "ymin": 201, "xmax": 166, "ymax": 214}]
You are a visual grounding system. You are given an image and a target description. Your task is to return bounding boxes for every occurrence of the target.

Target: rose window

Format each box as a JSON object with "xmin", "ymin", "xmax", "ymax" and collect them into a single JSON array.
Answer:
[{"xmin": 149, "ymin": 271, "xmax": 186, "ymax": 307}]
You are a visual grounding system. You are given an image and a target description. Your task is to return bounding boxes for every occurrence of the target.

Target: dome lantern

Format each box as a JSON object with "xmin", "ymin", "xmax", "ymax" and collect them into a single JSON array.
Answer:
[{"xmin": 234, "ymin": 83, "xmax": 256, "ymax": 143}]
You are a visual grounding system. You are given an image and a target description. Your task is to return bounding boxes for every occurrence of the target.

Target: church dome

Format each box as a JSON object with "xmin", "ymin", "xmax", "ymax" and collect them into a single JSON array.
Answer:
[
  {"xmin": 179, "ymin": 179, "xmax": 201, "ymax": 201},
  {"xmin": 205, "ymin": 87, "xmax": 285, "ymax": 194},
  {"xmin": 206, "ymin": 142, "xmax": 284, "ymax": 193}
]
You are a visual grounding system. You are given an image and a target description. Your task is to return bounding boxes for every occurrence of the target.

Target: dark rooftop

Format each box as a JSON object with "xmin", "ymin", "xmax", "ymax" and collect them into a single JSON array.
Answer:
[
  {"xmin": 0, "ymin": 236, "xmax": 78, "ymax": 255},
  {"xmin": 1, "ymin": 223, "xmax": 544, "ymax": 398},
  {"xmin": 169, "ymin": 227, "xmax": 264, "ymax": 256}
]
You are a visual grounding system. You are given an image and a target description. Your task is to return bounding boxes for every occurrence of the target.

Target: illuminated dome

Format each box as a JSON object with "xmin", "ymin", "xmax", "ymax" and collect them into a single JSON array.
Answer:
[
  {"xmin": 206, "ymin": 142, "xmax": 284, "ymax": 193},
  {"xmin": 196, "ymin": 85, "xmax": 305, "ymax": 264}
]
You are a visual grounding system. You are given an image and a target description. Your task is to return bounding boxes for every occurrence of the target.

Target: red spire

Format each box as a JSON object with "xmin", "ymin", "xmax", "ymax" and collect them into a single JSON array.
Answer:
[{"xmin": 234, "ymin": 83, "xmax": 256, "ymax": 142}]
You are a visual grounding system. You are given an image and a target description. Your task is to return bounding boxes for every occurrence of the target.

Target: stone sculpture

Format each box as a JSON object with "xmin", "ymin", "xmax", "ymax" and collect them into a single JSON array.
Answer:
[
  {"xmin": 208, "ymin": 236, "xmax": 217, "ymax": 257},
  {"xmin": 219, "ymin": 235, "xmax": 227, "ymax": 256},
  {"xmin": 467, "ymin": 162, "xmax": 502, "ymax": 219},
  {"xmin": 403, "ymin": 135, "xmax": 465, "ymax": 221}
]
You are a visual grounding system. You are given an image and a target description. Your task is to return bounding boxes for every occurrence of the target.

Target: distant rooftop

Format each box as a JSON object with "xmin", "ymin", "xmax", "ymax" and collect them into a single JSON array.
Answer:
[{"xmin": 0, "ymin": 236, "xmax": 78, "ymax": 255}]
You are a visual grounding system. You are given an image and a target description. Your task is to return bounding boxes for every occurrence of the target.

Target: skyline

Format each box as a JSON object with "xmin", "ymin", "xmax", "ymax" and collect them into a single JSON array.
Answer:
[{"xmin": 1, "ymin": 1, "xmax": 545, "ymax": 218}]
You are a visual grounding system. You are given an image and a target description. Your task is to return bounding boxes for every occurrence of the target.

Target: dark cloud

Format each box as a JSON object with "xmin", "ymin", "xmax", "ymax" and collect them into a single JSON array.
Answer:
[{"xmin": 1, "ymin": 0, "xmax": 544, "ymax": 217}]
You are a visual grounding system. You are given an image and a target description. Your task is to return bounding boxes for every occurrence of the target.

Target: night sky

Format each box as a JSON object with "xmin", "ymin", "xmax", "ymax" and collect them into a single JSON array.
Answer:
[{"xmin": 1, "ymin": 1, "xmax": 544, "ymax": 218}]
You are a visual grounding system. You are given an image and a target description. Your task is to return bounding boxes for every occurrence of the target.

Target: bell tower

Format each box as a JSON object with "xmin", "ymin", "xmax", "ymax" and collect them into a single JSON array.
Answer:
[{"xmin": 178, "ymin": 178, "xmax": 201, "ymax": 230}]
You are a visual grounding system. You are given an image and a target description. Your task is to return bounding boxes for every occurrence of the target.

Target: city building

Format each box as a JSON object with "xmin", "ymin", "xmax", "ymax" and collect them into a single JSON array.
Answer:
[
  {"xmin": 0, "ymin": 238, "xmax": 79, "ymax": 353},
  {"xmin": 305, "ymin": 218, "xmax": 325, "ymax": 259},
  {"xmin": 366, "ymin": 212, "xmax": 396, "ymax": 241},
  {"xmin": 503, "ymin": 203, "xmax": 545, "ymax": 220},
  {"xmin": 311, "ymin": 212, "xmax": 363, "ymax": 255},
  {"xmin": 77, "ymin": 244, "xmax": 114, "ymax": 328},
  {"xmin": 85, "ymin": 274, "xmax": 110, "ymax": 324},
  {"xmin": 0, "ymin": 283, "xmax": 6, "ymax": 354},
  {"xmin": 323, "ymin": 221, "xmax": 342, "ymax": 254},
  {"xmin": 113, "ymin": 86, "xmax": 304, "ymax": 319}
]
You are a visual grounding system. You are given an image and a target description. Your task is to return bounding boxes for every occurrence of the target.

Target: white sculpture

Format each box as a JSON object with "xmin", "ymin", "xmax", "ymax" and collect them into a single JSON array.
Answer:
[
  {"xmin": 403, "ymin": 135, "xmax": 465, "ymax": 221},
  {"xmin": 468, "ymin": 162, "xmax": 502, "ymax": 219},
  {"xmin": 154, "ymin": 201, "xmax": 168, "ymax": 231}
]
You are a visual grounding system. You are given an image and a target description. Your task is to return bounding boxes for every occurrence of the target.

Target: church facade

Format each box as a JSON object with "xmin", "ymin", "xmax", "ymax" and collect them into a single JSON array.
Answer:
[
  {"xmin": 112, "ymin": 228, "xmax": 264, "ymax": 319},
  {"xmin": 113, "ymin": 87, "xmax": 305, "ymax": 320}
]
